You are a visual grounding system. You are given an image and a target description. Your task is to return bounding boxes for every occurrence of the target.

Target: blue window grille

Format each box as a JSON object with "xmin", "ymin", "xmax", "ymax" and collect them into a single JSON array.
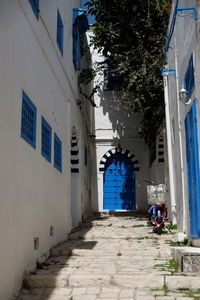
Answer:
[
  {"xmin": 29, "ymin": 0, "xmax": 40, "ymax": 19},
  {"xmin": 104, "ymin": 65, "xmax": 124, "ymax": 91},
  {"xmin": 184, "ymin": 54, "xmax": 195, "ymax": 97},
  {"xmin": 54, "ymin": 133, "xmax": 62, "ymax": 172},
  {"xmin": 57, "ymin": 10, "xmax": 64, "ymax": 55},
  {"xmin": 21, "ymin": 91, "xmax": 37, "ymax": 148},
  {"xmin": 41, "ymin": 117, "xmax": 52, "ymax": 162}
]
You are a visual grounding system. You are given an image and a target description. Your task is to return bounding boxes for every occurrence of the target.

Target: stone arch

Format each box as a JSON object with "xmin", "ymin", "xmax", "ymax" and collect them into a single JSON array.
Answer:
[
  {"xmin": 99, "ymin": 146, "xmax": 140, "ymax": 173},
  {"xmin": 71, "ymin": 127, "xmax": 79, "ymax": 173}
]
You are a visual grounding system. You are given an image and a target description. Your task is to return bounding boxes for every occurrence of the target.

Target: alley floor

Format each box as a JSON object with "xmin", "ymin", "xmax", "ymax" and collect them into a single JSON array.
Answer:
[{"xmin": 17, "ymin": 213, "xmax": 200, "ymax": 300}]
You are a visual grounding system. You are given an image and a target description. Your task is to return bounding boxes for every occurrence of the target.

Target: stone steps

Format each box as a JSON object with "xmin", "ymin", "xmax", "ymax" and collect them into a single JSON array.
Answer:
[
  {"xmin": 17, "ymin": 214, "xmax": 200, "ymax": 300},
  {"xmin": 25, "ymin": 272, "xmax": 170, "ymax": 289}
]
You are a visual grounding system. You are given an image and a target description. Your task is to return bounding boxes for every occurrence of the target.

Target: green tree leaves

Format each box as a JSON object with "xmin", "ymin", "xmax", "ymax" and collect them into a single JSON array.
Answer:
[{"xmin": 86, "ymin": 0, "xmax": 171, "ymax": 145}]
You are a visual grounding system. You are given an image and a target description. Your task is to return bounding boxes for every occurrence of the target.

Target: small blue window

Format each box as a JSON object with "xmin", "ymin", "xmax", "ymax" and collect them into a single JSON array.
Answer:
[
  {"xmin": 21, "ymin": 91, "xmax": 37, "ymax": 148},
  {"xmin": 41, "ymin": 117, "xmax": 52, "ymax": 162},
  {"xmin": 185, "ymin": 55, "xmax": 195, "ymax": 97},
  {"xmin": 54, "ymin": 133, "xmax": 62, "ymax": 172},
  {"xmin": 103, "ymin": 65, "xmax": 124, "ymax": 91},
  {"xmin": 57, "ymin": 10, "xmax": 64, "ymax": 55},
  {"xmin": 29, "ymin": 0, "xmax": 40, "ymax": 19}
]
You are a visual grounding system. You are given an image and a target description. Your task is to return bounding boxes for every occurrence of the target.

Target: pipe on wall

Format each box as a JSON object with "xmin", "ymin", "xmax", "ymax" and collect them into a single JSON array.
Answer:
[{"xmin": 163, "ymin": 73, "xmax": 177, "ymax": 225}]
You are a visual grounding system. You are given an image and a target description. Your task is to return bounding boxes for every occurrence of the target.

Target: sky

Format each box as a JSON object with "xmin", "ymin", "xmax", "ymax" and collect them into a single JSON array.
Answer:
[{"xmin": 81, "ymin": 0, "xmax": 96, "ymax": 25}]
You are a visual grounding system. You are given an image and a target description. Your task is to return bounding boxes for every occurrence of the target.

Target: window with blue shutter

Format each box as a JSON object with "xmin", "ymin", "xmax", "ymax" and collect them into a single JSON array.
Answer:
[
  {"xmin": 73, "ymin": 8, "xmax": 89, "ymax": 71},
  {"xmin": 57, "ymin": 10, "xmax": 64, "ymax": 55},
  {"xmin": 185, "ymin": 55, "xmax": 195, "ymax": 97},
  {"xmin": 29, "ymin": 0, "xmax": 40, "ymax": 19},
  {"xmin": 41, "ymin": 117, "xmax": 52, "ymax": 162},
  {"xmin": 103, "ymin": 65, "xmax": 125, "ymax": 91},
  {"xmin": 54, "ymin": 133, "xmax": 62, "ymax": 172},
  {"xmin": 21, "ymin": 91, "xmax": 37, "ymax": 148},
  {"xmin": 73, "ymin": 23, "xmax": 81, "ymax": 70}
]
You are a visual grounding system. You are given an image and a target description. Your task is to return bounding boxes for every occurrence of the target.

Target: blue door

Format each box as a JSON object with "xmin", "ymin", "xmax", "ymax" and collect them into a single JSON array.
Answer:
[
  {"xmin": 185, "ymin": 100, "xmax": 200, "ymax": 238},
  {"xmin": 103, "ymin": 152, "xmax": 135, "ymax": 210}
]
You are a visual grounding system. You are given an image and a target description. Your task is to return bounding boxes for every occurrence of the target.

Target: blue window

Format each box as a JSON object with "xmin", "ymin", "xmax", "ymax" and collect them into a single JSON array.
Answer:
[
  {"xmin": 185, "ymin": 55, "xmax": 195, "ymax": 97},
  {"xmin": 73, "ymin": 8, "xmax": 89, "ymax": 71},
  {"xmin": 41, "ymin": 117, "xmax": 52, "ymax": 162},
  {"xmin": 54, "ymin": 133, "xmax": 62, "ymax": 172},
  {"xmin": 104, "ymin": 65, "xmax": 124, "ymax": 91},
  {"xmin": 57, "ymin": 10, "xmax": 64, "ymax": 55},
  {"xmin": 21, "ymin": 91, "xmax": 37, "ymax": 148},
  {"xmin": 29, "ymin": 0, "xmax": 40, "ymax": 19}
]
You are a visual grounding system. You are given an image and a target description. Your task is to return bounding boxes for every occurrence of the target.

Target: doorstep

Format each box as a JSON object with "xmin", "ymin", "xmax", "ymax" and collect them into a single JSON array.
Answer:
[{"xmin": 172, "ymin": 247, "xmax": 200, "ymax": 272}]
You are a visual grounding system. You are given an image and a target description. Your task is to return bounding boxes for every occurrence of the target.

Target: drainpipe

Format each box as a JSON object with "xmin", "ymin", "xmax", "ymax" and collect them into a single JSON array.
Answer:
[
  {"xmin": 174, "ymin": 35, "xmax": 187, "ymax": 233},
  {"xmin": 163, "ymin": 72, "xmax": 177, "ymax": 225}
]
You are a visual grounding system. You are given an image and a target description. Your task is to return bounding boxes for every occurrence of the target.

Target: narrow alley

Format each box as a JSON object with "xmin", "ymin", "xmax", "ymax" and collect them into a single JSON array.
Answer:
[{"xmin": 17, "ymin": 213, "xmax": 200, "ymax": 300}]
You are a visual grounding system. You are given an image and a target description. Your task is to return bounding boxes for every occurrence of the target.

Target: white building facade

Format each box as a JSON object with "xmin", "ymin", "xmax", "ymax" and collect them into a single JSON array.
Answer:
[
  {"xmin": 88, "ymin": 31, "xmax": 165, "ymax": 213},
  {"xmin": 0, "ymin": 1, "xmax": 166, "ymax": 298},
  {"xmin": 164, "ymin": 0, "xmax": 200, "ymax": 243},
  {"xmin": 0, "ymin": 1, "xmax": 96, "ymax": 299}
]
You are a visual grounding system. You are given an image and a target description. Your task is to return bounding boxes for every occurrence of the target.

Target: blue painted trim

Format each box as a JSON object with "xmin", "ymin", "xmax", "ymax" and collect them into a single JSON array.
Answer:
[
  {"xmin": 177, "ymin": 6, "xmax": 197, "ymax": 20},
  {"xmin": 57, "ymin": 9, "xmax": 64, "ymax": 55},
  {"xmin": 54, "ymin": 133, "xmax": 62, "ymax": 172},
  {"xmin": 21, "ymin": 91, "xmax": 37, "ymax": 148},
  {"xmin": 29, "ymin": 0, "xmax": 40, "ymax": 20},
  {"xmin": 161, "ymin": 69, "xmax": 176, "ymax": 78},
  {"xmin": 41, "ymin": 117, "xmax": 52, "ymax": 163}
]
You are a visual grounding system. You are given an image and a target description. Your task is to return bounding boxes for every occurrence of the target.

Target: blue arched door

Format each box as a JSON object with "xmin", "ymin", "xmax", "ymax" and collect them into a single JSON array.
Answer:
[{"xmin": 103, "ymin": 152, "xmax": 136, "ymax": 210}]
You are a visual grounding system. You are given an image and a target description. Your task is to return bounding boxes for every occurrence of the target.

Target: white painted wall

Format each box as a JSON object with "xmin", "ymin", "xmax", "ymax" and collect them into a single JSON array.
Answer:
[
  {"xmin": 88, "ymin": 33, "xmax": 153, "ymax": 212},
  {"xmin": 165, "ymin": 0, "xmax": 200, "ymax": 237},
  {"xmin": 0, "ymin": 1, "xmax": 95, "ymax": 298}
]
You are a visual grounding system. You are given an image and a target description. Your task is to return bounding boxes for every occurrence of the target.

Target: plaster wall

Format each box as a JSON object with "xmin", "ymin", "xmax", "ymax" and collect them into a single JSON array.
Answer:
[
  {"xmin": 0, "ymin": 1, "xmax": 95, "ymax": 299},
  {"xmin": 165, "ymin": 0, "xmax": 198, "ymax": 234},
  {"xmin": 90, "ymin": 44, "xmax": 151, "ymax": 211}
]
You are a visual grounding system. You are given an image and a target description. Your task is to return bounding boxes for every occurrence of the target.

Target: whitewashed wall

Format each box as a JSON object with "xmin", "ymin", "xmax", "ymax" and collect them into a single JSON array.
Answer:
[
  {"xmin": 0, "ymin": 1, "xmax": 95, "ymax": 299},
  {"xmin": 88, "ymin": 32, "xmax": 151, "ymax": 212},
  {"xmin": 165, "ymin": 0, "xmax": 199, "ymax": 235}
]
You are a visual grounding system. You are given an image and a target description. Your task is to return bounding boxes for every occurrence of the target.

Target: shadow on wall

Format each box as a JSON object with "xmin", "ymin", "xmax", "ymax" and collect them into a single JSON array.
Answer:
[{"xmin": 97, "ymin": 89, "xmax": 143, "ymax": 139}]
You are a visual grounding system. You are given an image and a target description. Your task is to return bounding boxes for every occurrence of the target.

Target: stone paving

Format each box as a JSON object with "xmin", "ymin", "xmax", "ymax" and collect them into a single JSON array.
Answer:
[{"xmin": 17, "ymin": 213, "xmax": 200, "ymax": 300}]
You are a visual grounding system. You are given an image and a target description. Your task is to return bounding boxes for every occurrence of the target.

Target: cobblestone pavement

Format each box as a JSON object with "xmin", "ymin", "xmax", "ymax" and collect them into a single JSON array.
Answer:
[{"xmin": 17, "ymin": 213, "xmax": 200, "ymax": 300}]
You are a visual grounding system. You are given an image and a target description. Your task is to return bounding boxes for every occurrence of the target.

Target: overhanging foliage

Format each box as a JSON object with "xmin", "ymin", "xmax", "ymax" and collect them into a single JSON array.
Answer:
[{"xmin": 85, "ymin": 0, "xmax": 171, "ymax": 145}]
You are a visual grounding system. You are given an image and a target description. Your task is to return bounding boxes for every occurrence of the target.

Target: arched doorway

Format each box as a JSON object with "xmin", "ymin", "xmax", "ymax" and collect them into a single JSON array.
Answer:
[{"xmin": 103, "ymin": 151, "xmax": 136, "ymax": 210}]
